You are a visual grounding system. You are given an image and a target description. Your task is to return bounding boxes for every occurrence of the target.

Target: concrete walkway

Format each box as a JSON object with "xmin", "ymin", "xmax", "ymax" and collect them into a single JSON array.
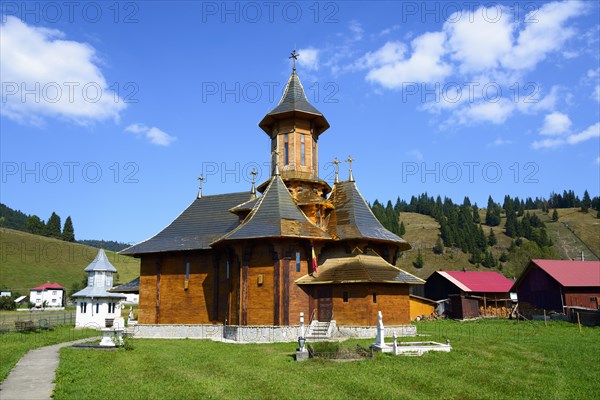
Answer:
[{"xmin": 0, "ymin": 337, "xmax": 98, "ymax": 400}]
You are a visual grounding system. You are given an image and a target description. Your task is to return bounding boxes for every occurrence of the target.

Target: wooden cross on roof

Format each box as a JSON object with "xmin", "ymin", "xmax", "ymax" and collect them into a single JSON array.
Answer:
[{"xmin": 289, "ymin": 50, "xmax": 299, "ymax": 71}]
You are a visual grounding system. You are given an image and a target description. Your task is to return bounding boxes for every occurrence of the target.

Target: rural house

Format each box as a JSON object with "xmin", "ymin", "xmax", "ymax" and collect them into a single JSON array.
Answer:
[
  {"xmin": 29, "ymin": 282, "xmax": 65, "ymax": 308},
  {"xmin": 424, "ymin": 270, "xmax": 515, "ymax": 319},
  {"xmin": 121, "ymin": 59, "xmax": 423, "ymax": 333},
  {"xmin": 512, "ymin": 259, "xmax": 600, "ymax": 324}
]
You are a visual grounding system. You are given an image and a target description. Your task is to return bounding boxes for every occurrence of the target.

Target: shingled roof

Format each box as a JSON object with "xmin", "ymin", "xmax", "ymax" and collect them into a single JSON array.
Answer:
[
  {"xmin": 258, "ymin": 70, "xmax": 330, "ymax": 136},
  {"xmin": 296, "ymin": 248, "xmax": 423, "ymax": 285},
  {"xmin": 84, "ymin": 249, "xmax": 117, "ymax": 272},
  {"xmin": 326, "ymin": 181, "xmax": 411, "ymax": 250},
  {"xmin": 213, "ymin": 176, "xmax": 331, "ymax": 243},
  {"xmin": 120, "ymin": 191, "xmax": 254, "ymax": 255}
]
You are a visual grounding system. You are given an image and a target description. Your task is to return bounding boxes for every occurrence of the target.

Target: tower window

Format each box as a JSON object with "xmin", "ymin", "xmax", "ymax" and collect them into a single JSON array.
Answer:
[
  {"xmin": 185, "ymin": 262, "xmax": 190, "ymax": 280},
  {"xmin": 300, "ymin": 135, "xmax": 306, "ymax": 165},
  {"xmin": 343, "ymin": 291, "xmax": 349, "ymax": 303},
  {"xmin": 372, "ymin": 292, "xmax": 377, "ymax": 304},
  {"xmin": 296, "ymin": 251, "xmax": 301, "ymax": 272},
  {"xmin": 284, "ymin": 134, "xmax": 289, "ymax": 165}
]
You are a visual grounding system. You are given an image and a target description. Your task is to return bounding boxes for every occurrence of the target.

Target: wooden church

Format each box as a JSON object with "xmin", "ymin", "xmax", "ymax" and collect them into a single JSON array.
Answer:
[{"xmin": 121, "ymin": 55, "xmax": 423, "ymax": 327}]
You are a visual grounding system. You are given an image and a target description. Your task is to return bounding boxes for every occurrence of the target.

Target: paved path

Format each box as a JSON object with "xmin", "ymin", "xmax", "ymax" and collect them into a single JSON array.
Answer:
[{"xmin": 0, "ymin": 337, "xmax": 98, "ymax": 400}]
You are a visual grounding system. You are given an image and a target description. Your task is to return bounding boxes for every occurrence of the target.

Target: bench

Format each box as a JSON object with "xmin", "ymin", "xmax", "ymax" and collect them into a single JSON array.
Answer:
[{"xmin": 14, "ymin": 320, "xmax": 37, "ymax": 332}]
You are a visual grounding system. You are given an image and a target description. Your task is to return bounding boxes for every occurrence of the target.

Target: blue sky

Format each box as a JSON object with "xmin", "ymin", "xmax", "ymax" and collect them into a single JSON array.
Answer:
[{"xmin": 1, "ymin": 1, "xmax": 599, "ymax": 244}]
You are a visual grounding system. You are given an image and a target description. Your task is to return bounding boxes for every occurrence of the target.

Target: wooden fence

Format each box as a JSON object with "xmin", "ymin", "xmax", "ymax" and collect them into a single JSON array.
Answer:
[{"xmin": 0, "ymin": 311, "xmax": 76, "ymax": 333}]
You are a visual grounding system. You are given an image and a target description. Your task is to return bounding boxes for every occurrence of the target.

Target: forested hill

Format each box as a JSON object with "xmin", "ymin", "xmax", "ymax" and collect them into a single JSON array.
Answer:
[{"xmin": 371, "ymin": 190, "xmax": 599, "ymax": 279}]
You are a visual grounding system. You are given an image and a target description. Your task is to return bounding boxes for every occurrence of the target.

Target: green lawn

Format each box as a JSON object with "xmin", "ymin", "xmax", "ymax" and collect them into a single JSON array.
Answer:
[
  {"xmin": 54, "ymin": 320, "xmax": 600, "ymax": 400},
  {"xmin": 0, "ymin": 326, "xmax": 97, "ymax": 382}
]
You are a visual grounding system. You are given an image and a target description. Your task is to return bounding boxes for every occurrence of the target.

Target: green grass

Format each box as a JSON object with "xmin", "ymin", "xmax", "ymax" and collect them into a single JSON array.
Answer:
[
  {"xmin": 54, "ymin": 320, "xmax": 600, "ymax": 400},
  {"xmin": 0, "ymin": 326, "xmax": 97, "ymax": 382},
  {"xmin": 0, "ymin": 228, "xmax": 139, "ymax": 293}
]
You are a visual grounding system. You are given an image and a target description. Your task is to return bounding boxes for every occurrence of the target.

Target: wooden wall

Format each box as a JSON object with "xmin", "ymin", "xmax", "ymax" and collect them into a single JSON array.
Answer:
[
  {"xmin": 330, "ymin": 284, "xmax": 410, "ymax": 326},
  {"xmin": 564, "ymin": 288, "xmax": 600, "ymax": 309},
  {"xmin": 409, "ymin": 296, "xmax": 436, "ymax": 320},
  {"xmin": 515, "ymin": 267, "xmax": 564, "ymax": 312}
]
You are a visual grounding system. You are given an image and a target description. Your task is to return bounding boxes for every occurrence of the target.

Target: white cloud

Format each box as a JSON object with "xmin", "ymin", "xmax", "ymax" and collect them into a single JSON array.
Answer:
[
  {"xmin": 532, "ymin": 122, "xmax": 599, "ymax": 149},
  {"xmin": 349, "ymin": 20, "xmax": 364, "ymax": 42},
  {"xmin": 488, "ymin": 138, "xmax": 513, "ymax": 147},
  {"xmin": 361, "ymin": 33, "xmax": 451, "ymax": 88},
  {"xmin": 0, "ymin": 16, "xmax": 125, "ymax": 125},
  {"xmin": 406, "ymin": 149, "xmax": 423, "ymax": 160},
  {"xmin": 540, "ymin": 112, "xmax": 572, "ymax": 136},
  {"xmin": 380, "ymin": 25, "xmax": 400, "ymax": 37},
  {"xmin": 456, "ymin": 99, "xmax": 515, "ymax": 125},
  {"xmin": 297, "ymin": 48, "xmax": 319, "ymax": 71},
  {"xmin": 502, "ymin": 0, "xmax": 587, "ymax": 70},
  {"xmin": 531, "ymin": 137, "xmax": 565, "ymax": 150},
  {"xmin": 566, "ymin": 122, "xmax": 600, "ymax": 144},
  {"xmin": 444, "ymin": 6, "xmax": 514, "ymax": 73},
  {"xmin": 125, "ymin": 123, "xmax": 176, "ymax": 146}
]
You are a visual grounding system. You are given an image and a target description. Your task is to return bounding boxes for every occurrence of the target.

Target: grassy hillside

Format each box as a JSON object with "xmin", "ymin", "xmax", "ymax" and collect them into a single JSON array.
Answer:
[
  {"xmin": 0, "ymin": 228, "xmax": 139, "ymax": 294},
  {"xmin": 396, "ymin": 208, "xmax": 598, "ymax": 280}
]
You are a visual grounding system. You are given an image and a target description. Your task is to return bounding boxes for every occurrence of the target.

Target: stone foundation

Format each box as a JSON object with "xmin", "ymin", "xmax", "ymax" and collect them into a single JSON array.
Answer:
[{"xmin": 133, "ymin": 324, "xmax": 417, "ymax": 342}]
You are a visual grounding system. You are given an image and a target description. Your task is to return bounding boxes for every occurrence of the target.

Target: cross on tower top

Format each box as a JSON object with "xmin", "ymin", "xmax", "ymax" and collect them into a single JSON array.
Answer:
[
  {"xmin": 289, "ymin": 49, "xmax": 300, "ymax": 71},
  {"xmin": 332, "ymin": 157, "xmax": 341, "ymax": 184}
]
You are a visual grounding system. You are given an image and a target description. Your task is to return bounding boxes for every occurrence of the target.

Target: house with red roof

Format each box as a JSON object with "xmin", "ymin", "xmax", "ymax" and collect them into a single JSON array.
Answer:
[
  {"xmin": 29, "ymin": 282, "xmax": 65, "ymax": 308},
  {"xmin": 425, "ymin": 270, "xmax": 515, "ymax": 319},
  {"xmin": 512, "ymin": 260, "xmax": 600, "ymax": 317}
]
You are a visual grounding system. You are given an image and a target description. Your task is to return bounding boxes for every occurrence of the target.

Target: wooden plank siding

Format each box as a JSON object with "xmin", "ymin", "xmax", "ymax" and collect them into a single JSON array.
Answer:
[{"xmin": 330, "ymin": 284, "xmax": 410, "ymax": 326}]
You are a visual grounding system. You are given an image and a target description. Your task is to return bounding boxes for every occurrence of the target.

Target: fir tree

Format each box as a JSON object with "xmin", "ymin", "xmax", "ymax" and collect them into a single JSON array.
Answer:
[
  {"xmin": 488, "ymin": 228, "xmax": 497, "ymax": 246},
  {"xmin": 472, "ymin": 205, "xmax": 481, "ymax": 223},
  {"xmin": 26, "ymin": 215, "xmax": 45, "ymax": 235},
  {"xmin": 413, "ymin": 250, "xmax": 424, "ymax": 269},
  {"xmin": 62, "ymin": 216, "xmax": 75, "ymax": 242},
  {"xmin": 399, "ymin": 221, "xmax": 406, "ymax": 236},
  {"xmin": 45, "ymin": 212, "xmax": 62, "ymax": 239},
  {"xmin": 581, "ymin": 190, "xmax": 591, "ymax": 213},
  {"xmin": 552, "ymin": 209, "xmax": 559, "ymax": 222},
  {"xmin": 433, "ymin": 238, "xmax": 444, "ymax": 254},
  {"xmin": 485, "ymin": 196, "xmax": 501, "ymax": 226}
]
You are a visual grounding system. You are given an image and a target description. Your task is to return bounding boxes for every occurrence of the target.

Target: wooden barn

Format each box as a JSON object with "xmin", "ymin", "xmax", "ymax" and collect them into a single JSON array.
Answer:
[
  {"xmin": 121, "ymin": 60, "xmax": 422, "ymax": 329},
  {"xmin": 425, "ymin": 271, "xmax": 515, "ymax": 319},
  {"xmin": 512, "ymin": 259, "xmax": 600, "ymax": 324}
]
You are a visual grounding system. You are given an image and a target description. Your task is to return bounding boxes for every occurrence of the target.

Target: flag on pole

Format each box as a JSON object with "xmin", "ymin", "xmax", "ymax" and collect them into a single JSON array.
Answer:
[{"xmin": 311, "ymin": 245, "xmax": 318, "ymax": 274}]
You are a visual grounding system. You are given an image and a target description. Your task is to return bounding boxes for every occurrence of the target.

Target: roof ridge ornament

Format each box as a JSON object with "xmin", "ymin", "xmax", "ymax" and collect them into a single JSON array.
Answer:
[
  {"xmin": 289, "ymin": 49, "xmax": 299, "ymax": 72},
  {"xmin": 332, "ymin": 157, "xmax": 341, "ymax": 184},
  {"xmin": 346, "ymin": 155, "xmax": 355, "ymax": 182},
  {"xmin": 272, "ymin": 149, "xmax": 280, "ymax": 176},
  {"xmin": 197, "ymin": 175, "xmax": 204, "ymax": 198},
  {"xmin": 250, "ymin": 169, "xmax": 257, "ymax": 194}
]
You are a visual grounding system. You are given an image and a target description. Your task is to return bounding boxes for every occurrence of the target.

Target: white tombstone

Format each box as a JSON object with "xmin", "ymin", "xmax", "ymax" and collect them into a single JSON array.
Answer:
[
  {"xmin": 393, "ymin": 331, "xmax": 398, "ymax": 355},
  {"xmin": 375, "ymin": 311, "xmax": 385, "ymax": 347}
]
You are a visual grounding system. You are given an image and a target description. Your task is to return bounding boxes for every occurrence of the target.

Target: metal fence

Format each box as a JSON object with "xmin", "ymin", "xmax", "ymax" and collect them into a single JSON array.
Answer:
[{"xmin": 0, "ymin": 311, "xmax": 76, "ymax": 333}]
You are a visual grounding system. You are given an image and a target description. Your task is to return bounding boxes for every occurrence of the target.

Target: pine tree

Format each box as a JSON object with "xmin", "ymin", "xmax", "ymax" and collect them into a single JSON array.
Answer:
[
  {"xmin": 45, "ymin": 212, "xmax": 62, "ymax": 239},
  {"xmin": 472, "ymin": 205, "xmax": 481, "ymax": 223},
  {"xmin": 488, "ymin": 228, "xmax": 497, "ymax": 246},
  {"xmin": 62, "ymin": 216, "xmax": 75, "ymax": 242},
  {"xmin": 552, "ymin": 209, "xmax": 559, "ymax": 222},
  {"xmin": 413, "ymin": 250, "xmax": 424, "ymax": 269},
  {"xmin": 399, "ymin": 221, "xmax": 406, "ymax": 236},
  {"xmin": 433, "ymin": 238, "xmax": 444, "ymax": 254},
  {"xmin": 26, "ymin": 215, "xmax": 45, "ymax": 235},
  {"xmin": 485, "ymin": 196, "xmax": 501, "ymax": 226},
  {"xmin": 581, "ymin": 190, "xmax": 591, "ymax": 213}
]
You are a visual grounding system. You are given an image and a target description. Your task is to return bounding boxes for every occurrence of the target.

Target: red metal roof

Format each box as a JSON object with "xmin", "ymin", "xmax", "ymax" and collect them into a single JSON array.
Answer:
[
  {"xmin": 438, "ymin": 271, "xmax": 514, "ymax": 293},
  {"xmin": 530, "ymin": 259, "xmax": 600, "ymax": 287},
  {"xmin": 30, "ymin": 282, "xmax": 64, "ymax": 291}
]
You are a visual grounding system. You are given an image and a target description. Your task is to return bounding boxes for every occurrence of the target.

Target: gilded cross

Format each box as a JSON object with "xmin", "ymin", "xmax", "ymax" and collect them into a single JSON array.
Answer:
[{"xmin": 345, "ymin": 155, "xmax": 355, "ymax": 182}]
